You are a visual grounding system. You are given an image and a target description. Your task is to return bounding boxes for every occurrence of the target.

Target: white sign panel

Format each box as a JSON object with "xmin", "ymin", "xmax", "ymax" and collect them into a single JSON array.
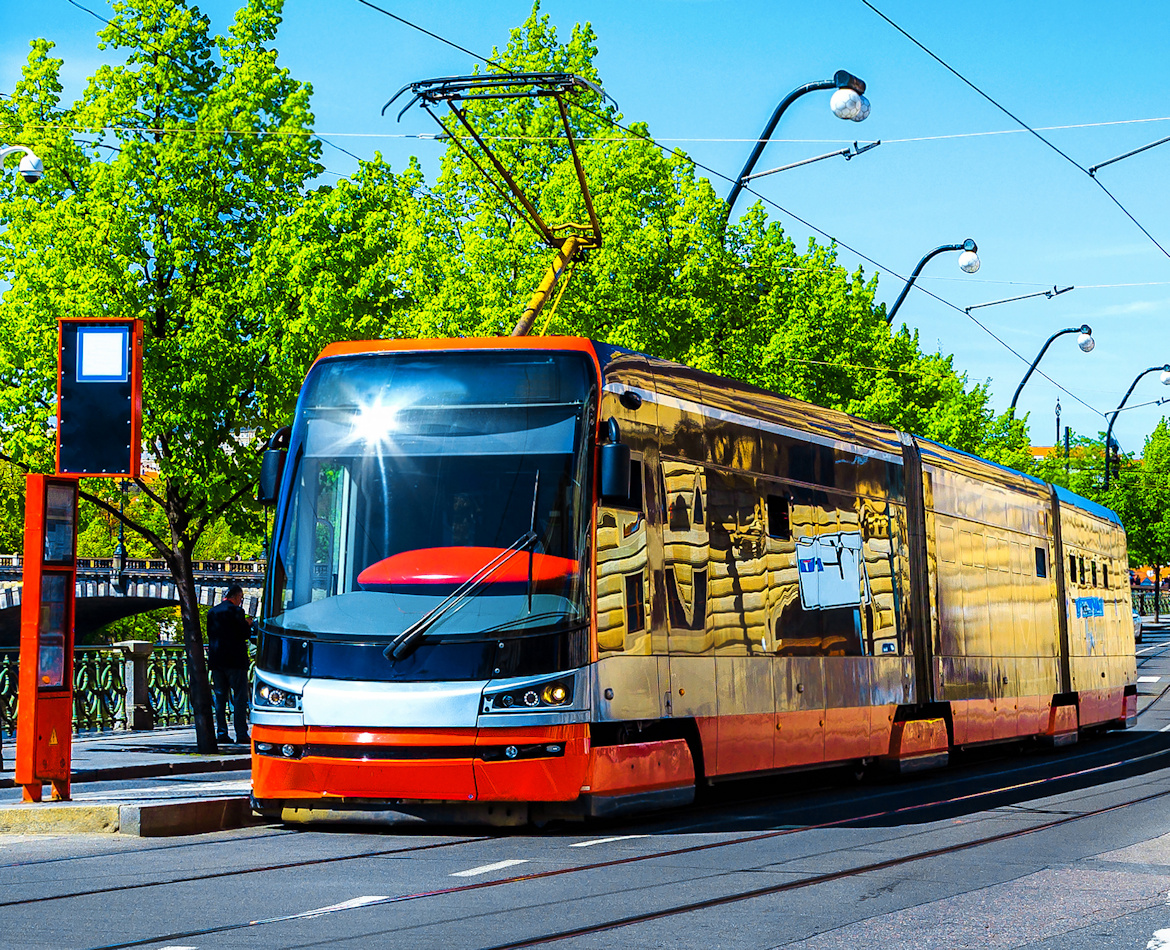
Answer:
[{"xmin": 795, "ymin": 531, "xmax": 868, "ymax": 610}]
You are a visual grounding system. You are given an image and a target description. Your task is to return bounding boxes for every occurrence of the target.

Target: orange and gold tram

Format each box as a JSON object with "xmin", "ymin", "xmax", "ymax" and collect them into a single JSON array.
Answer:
[{"xmin": 251, "ymin": 337, "xmax": 1136, "ymax": 823}]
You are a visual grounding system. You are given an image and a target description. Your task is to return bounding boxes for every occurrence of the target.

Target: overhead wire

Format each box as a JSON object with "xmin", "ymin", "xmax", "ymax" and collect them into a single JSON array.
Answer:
[
  {"xmin": 858, "ymin": 0, "xmax": 1170, "ymax": 262},
  {"xmin": 350, "ymin": 0, "xmax": 1106, "ymax": 418},
  {"xmin": 18, "ymin": 0, "xmax": 1113, "ymax": 418}
]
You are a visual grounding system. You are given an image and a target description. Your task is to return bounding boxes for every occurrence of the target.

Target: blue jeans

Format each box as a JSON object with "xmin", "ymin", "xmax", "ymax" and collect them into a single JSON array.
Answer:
[{"xmin": 211, "ymin": 668, "xmax": 249, "ymax": 742}]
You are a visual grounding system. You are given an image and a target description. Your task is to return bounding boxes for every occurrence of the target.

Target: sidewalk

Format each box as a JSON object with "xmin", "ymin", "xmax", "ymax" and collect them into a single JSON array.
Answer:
[
  {"xmin": 0, "ymin": 725, "xmax": 251, "ymax": 788},
  {"xmin": 0, "ymin": 726, "xmax": 255, "ymax": 836}
]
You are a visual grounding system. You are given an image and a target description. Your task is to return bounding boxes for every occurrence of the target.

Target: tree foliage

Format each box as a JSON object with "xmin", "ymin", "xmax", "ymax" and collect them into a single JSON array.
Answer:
[
  {"xmin": 1, "ymin": 0, "xmax": 321, "ymax": 749},
  {"xmin": 252, "ymin": 5, "xmax": 1022, "ymax": 463},
  {"xmin": 1106, "ymin": 419, "xmax": 1170, "ymax": 575}
]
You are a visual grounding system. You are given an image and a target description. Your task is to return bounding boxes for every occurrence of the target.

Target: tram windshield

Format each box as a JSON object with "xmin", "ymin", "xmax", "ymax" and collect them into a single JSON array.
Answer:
[{"xmin": 264, "ymin": 351, "xmax": 594, "ymax": 650}]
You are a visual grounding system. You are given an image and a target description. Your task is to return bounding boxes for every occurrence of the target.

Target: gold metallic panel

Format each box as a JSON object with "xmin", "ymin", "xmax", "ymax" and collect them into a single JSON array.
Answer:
[
  {"xmin": 669, "ymin": 655, "xmax": 717, "ymax": 720},
  {"xmin": 592, "ymin": 655, "xmax": 665, "ymax": 722}
]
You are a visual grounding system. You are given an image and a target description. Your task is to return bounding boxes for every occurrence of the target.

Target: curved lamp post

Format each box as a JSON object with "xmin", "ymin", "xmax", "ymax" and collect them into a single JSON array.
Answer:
[
  {"xmin": 0, "ymin": 144, "xmax": 43, "ymax": 184},
  {"xmin": 1009, "ymin": 324, "xmax": 1095, "ymax": 414},
  {"xmin": 885, "ymin": 239, "xmax": 980, "ymax": 324},
  {"xmin": 723, "ymin": 70, "xmax": 869, "ymax": 228},
  {"xmin": 1103, "ymin": 364, "xmax": 1170, "ymax": 490}
]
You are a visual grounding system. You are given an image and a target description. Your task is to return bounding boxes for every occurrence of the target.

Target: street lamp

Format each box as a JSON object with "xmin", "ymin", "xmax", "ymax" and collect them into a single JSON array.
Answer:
[
  {"xmin": 1103, "ymin": 364, "xmax": 1170, "ymax": 490},
  {"xmin": 1009, "ymin": 325, "xmax": 1095, "ymax": 414},
  {"xmin": 0, "ymin": 144, "xmax": 43, "ymax": 184},
  {"xmin": 112, "ymin": 479, "xmax": 127, "ymax": 594},
  {"xmin": 885, "ymin": 239, "xmax": 980, "ymax": 324},
  {"xmin": 723, "ymin": 70, "xmax": 869, "ymax": 227}
]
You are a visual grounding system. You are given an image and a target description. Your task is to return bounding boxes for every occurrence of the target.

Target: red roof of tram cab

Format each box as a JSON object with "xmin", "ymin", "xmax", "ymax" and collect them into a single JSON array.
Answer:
[
  {"xmin": 357, "ymin": 547, "xmax": 578, "ymax": 590},
  {"xmin": 315, "ymin": 335, "xmax": 603, "ymax": 369}
]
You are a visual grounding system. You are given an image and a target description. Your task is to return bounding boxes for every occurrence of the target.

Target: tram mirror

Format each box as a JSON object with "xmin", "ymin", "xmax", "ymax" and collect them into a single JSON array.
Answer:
[
  {"xmin": 258, "ymin": 449, "xmax": 286, "ymax": 505},
  {"xmin": 599, "ymin": 417, "xmax": 631, "ymax": 502}
]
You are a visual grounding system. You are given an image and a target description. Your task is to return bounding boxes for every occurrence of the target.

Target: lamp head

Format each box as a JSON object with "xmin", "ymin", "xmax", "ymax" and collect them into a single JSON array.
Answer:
[
  {"xmin": 1077, "ymin": 325, "xmax": 1095, "ymax": 353},
  {"xmin": 958, "ymin": 250, "xmax": 980, "ymax": 274},
  {"xmin": 1160, "ymin": 365, "xmax": 1170, "ymax": 385},
  {"xmin": 830, "ymin": 88, "xmax": 870, "ymax": 122}
]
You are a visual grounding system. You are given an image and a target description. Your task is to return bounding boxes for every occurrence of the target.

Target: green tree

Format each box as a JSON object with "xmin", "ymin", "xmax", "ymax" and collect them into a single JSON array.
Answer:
[
  {"xmin": 1, "ymin": 0, "xmax": 320, "ymax": 750},
  {"xmin": 1106, "ymin": 419, "xmax": 1170, "ymax": 620},
  {"xmin": 252, "ymin": 5, "xmax": 1019, "ymax": 461}
]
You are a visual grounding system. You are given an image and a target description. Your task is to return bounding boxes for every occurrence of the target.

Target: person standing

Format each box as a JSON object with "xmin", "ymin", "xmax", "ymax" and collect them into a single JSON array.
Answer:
[{"xmin": 206, "ymin": 583, "xmax": 253, "ymax": 744}]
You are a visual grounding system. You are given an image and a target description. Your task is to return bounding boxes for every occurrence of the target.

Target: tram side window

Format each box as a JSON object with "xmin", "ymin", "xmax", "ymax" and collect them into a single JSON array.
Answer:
[
  {"xmin": 1091, "ymin": 560, "xmax": 1098, "ymax": 588},
  {"xmin": 1103, "ymin": 563, "xmax": 1109, "ymax": 589},
  {"xmin": 1079, "ymin": 556, "xmax": 1086, "ymax": 585},
  {"xmin": 766, "ymin": 494, "xmax": 790, "ymax": 540},
  {"xmin": 631, "ymin": 460, "xmax": 644, "ymax": 511},
  {"xmin": 1035, "ymin": 546, "xmax": 1047, "ymax": 578},
  {"xmin": 624, "ymin": 573, "xmax": 646, "ymax": 631},
  {"xmin": 1069, "ymin": 554, "xmax": 1077, "ymax": 586}
]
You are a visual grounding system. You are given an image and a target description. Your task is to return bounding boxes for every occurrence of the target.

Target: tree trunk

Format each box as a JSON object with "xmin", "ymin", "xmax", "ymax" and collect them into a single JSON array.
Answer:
[
  {"xmin": 172, "ymin": 550, "xmax": 218, "ymax": 753},
  {"xmin": 1156, "ymin": 564, "xmax": 1162, "ymax": 625}
]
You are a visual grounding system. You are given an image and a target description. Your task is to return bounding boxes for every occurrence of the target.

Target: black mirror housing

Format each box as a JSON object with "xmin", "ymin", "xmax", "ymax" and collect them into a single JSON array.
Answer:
[
  {"xmin": 258, "ymin": 448, "xmax": 286, "ymax": 506},
  {"xmin": 599, "ymin": 441, "xmax": 631, "ymax": 502}
]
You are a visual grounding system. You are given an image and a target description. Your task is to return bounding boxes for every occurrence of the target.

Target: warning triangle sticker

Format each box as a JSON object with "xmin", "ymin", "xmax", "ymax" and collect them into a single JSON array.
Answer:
[{"xmin": 49, "ymin": 728, "xmax": 58, "ymax": 745}]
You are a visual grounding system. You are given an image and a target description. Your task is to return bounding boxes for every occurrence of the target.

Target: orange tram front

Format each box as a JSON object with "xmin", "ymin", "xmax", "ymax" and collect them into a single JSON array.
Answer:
[{"xmin": 250, "ymin": 337, "xmax": 1137, "ymax": 824}]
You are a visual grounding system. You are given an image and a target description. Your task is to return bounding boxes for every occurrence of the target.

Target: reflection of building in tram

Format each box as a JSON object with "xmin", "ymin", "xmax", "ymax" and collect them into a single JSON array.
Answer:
[{"xmin": 594, "ymin": 345, "xmax": 1133, "ymax": 785}]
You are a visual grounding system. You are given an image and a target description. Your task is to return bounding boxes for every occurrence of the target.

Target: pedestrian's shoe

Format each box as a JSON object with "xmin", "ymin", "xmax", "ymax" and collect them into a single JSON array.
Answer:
[
  {"xmin": 236, "ymin": 734, "xmax": 250, "ymax": 744},
  {"xmin": 217, "ymin": 733, "xmax": 231, "ymax": 743}
]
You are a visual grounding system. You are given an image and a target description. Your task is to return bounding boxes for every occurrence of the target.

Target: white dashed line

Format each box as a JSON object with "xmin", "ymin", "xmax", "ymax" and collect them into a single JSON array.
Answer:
[
  {"xmin": 451, "ymin": 859, "xmax": 528, "ymax": 877},
  {"xmin": 1139, "ymin": 676, "xmax": 1162, "ymax": 683},
  {"xmin": 276, "ymin": 895, "xmax": 390, "ymax": 921},
  {"xmin": 569, "ymin": 834, "xmax": 651, "ymax": 848}
]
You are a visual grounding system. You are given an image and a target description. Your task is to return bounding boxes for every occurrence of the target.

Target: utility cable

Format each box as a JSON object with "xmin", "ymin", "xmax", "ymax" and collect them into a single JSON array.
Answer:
[
  {"xmin": 42, "ymin": 0, "xmax": 1110, "ymax": 419},
  {"xmin": 352, "ymin": 1, "xmax": 1106, "ymax": 418},
  {"xmin": 859, "ymin": 0, "xmax": 1170, "ymax": 261}
]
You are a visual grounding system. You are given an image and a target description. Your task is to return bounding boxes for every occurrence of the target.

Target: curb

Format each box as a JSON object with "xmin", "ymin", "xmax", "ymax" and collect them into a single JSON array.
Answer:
[
  {"xmin": 122, "ymin": 796, "xmax": 256, "ymax": 836},
  {"xmin": 0, "ymin": 756, "xmax": 251, "ymax": 790},
  {"xmin": 0, "ymin": 795, "xmax": 255, "ymax": 836}
]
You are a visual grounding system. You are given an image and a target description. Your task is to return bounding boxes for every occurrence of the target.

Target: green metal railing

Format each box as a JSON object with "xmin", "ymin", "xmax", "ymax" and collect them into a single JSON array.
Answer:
[{"xmin": 0, "ymin": 645, "xmax": 194, "ymax": 737}]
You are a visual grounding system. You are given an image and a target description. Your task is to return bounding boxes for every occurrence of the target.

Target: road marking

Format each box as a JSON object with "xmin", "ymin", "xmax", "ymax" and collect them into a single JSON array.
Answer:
[
  {"xmin": 158, "ymin": 946, "xmax": 199, "ymax": 949},
  {"xmin": 1139, "ymin": 676, "xmax": 1163, "ymax": 683},
  {"xmin": 451, "ymin": 859, "xmax": 528, "ymax": 877},
  {"xmin": 1160, "ymin": 724, "xmax": 1170, "ymax": 733},
  {"xmin": 569, "ymin": 834, "xmax": 651, "ymax": 848},
  {"xmin": 273, "ymin": 896, "xmax": 389, "ymax": 921},
  {"xmin": 1148, "ymin": 927, "xmax": 1170, "ymax": 949}
]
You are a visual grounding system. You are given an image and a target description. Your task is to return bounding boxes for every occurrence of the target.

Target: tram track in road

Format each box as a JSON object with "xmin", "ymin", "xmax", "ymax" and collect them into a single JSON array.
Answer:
[
  {"xmin": 7, "ymin": 696, "xmax": 1170, "ymax": 914},
  {"xmin": 68, "ymin": 739, "xmax": 1170, "ymax": 950},
  {"xmin": 0, "ymin": 833, "xmax": 495, "ymax": 909},
  {"xmin": 476, "ymin": 781, "xmax": 1170, "ymax": 950}
]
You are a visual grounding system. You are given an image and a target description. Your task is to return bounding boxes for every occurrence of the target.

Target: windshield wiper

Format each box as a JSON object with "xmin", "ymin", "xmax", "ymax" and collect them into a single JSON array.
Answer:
[
  {"xmin": 480, "ymin": 613, "xmax": 588, "ymax": 636},
  {"xmin": 383, "ymin": 528, "xmax": 538, "ymax": 661}
]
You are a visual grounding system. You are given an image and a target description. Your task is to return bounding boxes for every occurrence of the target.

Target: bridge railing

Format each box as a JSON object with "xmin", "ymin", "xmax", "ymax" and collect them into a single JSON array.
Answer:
[
  {"xmin": 1134, "ymin": 590, "xmax": 1170, "ymax": 616},
  {"xmin": 0, "ymin": 645, "xmax": 197, "ymax": 737},
  {"xmin": 0, "ymin": 555, "xmax": 266, "ymax": 578}
]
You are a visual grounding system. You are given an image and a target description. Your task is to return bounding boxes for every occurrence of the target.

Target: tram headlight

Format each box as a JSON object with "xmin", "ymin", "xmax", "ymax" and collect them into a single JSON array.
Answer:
[
  {"xmin": 542, "ymin": 683, "xmax": 568, "ymax": 705},
  {"xmin": 254, "ymin": 677, "xmax": 303, "ymax": 711},
  {"xmin": 484, "ymin": 677, "xmax": 574, "ymax": 712}
]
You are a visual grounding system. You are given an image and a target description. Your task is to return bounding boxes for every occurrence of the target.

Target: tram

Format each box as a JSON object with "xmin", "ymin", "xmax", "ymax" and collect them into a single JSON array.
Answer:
[{"xmin": 250, "ymin": 337, "xmax": 1136, "ymax": 823}]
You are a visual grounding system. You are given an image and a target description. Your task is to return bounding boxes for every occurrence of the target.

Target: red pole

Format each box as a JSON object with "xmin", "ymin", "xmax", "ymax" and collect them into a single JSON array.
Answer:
[{"xmin": 15, "ymin": 474, "xmax": 78, "ymax": 802}]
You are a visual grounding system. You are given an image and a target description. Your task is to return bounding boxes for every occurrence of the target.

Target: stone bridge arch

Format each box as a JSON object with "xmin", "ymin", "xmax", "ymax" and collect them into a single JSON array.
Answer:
[{"xmin": 0, "ymin": 556, "xmax": 265, "ymax": 647}]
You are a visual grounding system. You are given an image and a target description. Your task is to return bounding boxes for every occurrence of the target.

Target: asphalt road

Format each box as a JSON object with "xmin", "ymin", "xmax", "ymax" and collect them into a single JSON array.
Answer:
[{"xmin": 4, "ymin": 629, "xmax": 1170, "ymax": 950}]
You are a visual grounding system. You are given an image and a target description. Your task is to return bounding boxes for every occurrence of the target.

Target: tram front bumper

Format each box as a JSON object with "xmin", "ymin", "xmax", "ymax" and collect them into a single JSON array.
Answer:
[{"xmin": 251, "ymin": 723, "xmax": 591, "ymax": 805}]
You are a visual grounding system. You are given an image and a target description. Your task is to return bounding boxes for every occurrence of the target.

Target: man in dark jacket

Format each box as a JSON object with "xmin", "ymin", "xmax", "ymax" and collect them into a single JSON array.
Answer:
[{"xmin": 206, "ymin": 584, "xmax": 252, "ymax": 744}]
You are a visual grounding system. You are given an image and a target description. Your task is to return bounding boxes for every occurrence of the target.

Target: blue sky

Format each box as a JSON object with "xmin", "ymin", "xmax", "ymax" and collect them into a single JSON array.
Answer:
[{"xmin": 5, "ymin": 0, "xmax": 1170, "ymax": 454}]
